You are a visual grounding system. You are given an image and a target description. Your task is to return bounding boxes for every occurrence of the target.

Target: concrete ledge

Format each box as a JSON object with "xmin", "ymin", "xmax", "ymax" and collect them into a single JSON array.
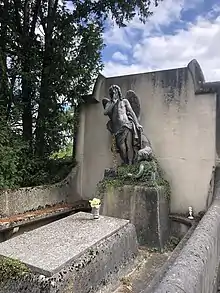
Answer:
[
  {"xmin": 143, "ymin": 222, "xmax": 197, "ymax": 293},
  {"xmin": 0, "ymin": 166, "xmax": 79, "ymax": 216},
  {"xmin": 0, "ymin": 204, "xmax": 74, "ymax": 232},
  {"xmin": 0, "ymin": 212, "xmax": 138, "ymax": 293},
  {"xmin": 150, "ymin": 198, "xmax": 220, "ymax": 293}
]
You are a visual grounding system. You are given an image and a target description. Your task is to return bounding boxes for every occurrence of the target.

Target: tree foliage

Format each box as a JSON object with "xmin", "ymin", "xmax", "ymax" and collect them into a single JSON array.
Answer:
[{"xmin": 0, "ymin": 0, "xmax": 162, "ymax": 188}]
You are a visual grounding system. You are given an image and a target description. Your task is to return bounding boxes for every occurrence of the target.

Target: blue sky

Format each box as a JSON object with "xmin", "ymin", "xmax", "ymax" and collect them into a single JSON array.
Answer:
[{"xmin": 101, "ymin": 0, "xmax": 220, "ymax": 81}]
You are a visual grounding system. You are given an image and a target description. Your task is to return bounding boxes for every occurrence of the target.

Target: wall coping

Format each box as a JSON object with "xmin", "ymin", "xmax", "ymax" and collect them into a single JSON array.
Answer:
[
  {"xmin": 83, "ymin": 59, "xmax": 220, "ymax": 104},
  {"xmin": 149, "ymin": 171, "xmax": 220, "ymax": 293}
]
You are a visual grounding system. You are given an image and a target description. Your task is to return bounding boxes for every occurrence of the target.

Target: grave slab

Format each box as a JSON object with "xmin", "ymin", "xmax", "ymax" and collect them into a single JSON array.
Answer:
[{"xmin": 0, "ymin": 212, "xmax": 138, "ymax": 293}]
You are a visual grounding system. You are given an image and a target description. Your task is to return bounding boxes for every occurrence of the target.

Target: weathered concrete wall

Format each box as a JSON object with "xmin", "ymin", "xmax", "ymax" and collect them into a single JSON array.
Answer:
[
  {"xmin": 149, "ymin": 176, "xmax": 220, "ymax": 293},
  {"xmin": 99, "ymin": 185, "xmax": 170, "ymax": 248},
  {"xmin": 216, "ymin": 89, "xmax": 220, "ymax": 160},
  {"xmin": 76, "ymin": 60, "xmax": 216, "ymax": 214},
  {"xmin": 0, "ymin": 166, "xmax": 80, "ymax": 216}
]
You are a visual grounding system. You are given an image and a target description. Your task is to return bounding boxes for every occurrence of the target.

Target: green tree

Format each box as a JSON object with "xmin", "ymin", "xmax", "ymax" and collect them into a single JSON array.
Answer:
[{"xmin": 0, "ymin": 0, "xmax": 162, "ymax": 188}]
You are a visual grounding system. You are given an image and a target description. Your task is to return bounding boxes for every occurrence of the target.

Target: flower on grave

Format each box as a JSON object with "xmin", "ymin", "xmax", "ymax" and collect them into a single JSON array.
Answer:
[{"xmin": 89, "ymin": 198, "xmax": 101, "ymax": 208}]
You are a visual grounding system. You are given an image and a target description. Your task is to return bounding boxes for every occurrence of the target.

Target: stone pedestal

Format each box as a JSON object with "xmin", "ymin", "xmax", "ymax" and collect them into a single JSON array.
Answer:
[
  {"xmin": 0, "ymin": 212, "xmax": 138, "ymax": 293},
  {"xmin": 100, "ymin": 185, "xmax": 170, "ymax": 249}
]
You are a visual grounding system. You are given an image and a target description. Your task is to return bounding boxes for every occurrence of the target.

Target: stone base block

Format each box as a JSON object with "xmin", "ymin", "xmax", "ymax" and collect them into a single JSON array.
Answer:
[
  {"xmin": 100, "ymin": 185, "xmax": 170, "ymax": 248},
  {"xmin": 0, "ymin": 212, "xmax": 138, "ymax": 293}
]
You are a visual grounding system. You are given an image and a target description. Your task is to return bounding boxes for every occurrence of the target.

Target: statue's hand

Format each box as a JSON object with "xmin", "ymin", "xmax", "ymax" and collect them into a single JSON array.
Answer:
[
  {"xmin": 102, "ymin": 98, "xmax": 110, "ymax": 109},
  {"xmin": 137, "ymin": 124, "xmax": 143, "ymax": 132},
  {"xmin": 103, "ymin": 100, "xmax": 115, "ymax": 115}
]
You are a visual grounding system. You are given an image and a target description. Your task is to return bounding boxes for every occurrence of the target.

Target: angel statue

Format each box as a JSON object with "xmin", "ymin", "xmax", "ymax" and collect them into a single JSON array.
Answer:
[{"xmin": 102, "ymin": 84, "xmax": 150, "ymax": 165}]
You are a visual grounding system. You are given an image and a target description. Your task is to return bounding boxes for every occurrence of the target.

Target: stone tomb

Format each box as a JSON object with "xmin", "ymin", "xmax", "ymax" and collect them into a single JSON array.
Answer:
[{"xmin": 0, "ymin": 212, "xmax": 138, "ymax": 293}]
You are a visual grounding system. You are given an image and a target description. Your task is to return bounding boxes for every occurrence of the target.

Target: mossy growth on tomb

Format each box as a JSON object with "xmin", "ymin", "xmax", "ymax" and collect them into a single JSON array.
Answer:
[
  {"xmin": 97, "ymin": 158, "xmax": 171, "ymax": 201},
  {"xmin": 147, "ymin": 236, "xmax": 180, "ymax": 253},
  {"xmin": 0, "ymin": 256, "xmax": 30, "ymax": 286}
]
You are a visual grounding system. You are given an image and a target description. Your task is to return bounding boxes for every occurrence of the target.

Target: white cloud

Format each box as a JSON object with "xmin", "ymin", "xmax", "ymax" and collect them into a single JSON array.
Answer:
[
  {"xmin": 103, "ymin": 0, "xmax": 203, "ymax": 47},
  {"xmin": 103, "ymin": 19, "xmax": 132, "ymax": 49},
  {"xmin": 103, "ymin": 61, "xmax": 151, "ymax": 77},
  {"xmin": 144, "ymin": 0, "xmax": 185, "ymax": 31},
  {"xmin": 103, "ymin": 3, "xmax": 220, "ymax": 82},
  {"xmin": 112, "ymin": 52, "xmax": 128, "ymax": 62}
]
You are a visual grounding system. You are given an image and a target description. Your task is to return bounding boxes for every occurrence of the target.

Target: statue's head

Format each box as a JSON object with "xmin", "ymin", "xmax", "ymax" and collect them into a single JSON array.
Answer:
[
  {"xmin": 109, "ymin": 85, "xmax": 122, "ymax": 102},
  {"xmin": 137, "ymin": 147, "xmax": 153, "ymax": 162}
]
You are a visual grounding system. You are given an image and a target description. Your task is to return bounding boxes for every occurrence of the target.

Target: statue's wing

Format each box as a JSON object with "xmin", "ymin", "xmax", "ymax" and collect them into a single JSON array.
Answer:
[
  {"xmin": 102, "ymin": 98, "xmax": 110, "ymax": 109},
  {"xmin": 125, "ymin": 90, "xmax": 141, "ymax": 120}
]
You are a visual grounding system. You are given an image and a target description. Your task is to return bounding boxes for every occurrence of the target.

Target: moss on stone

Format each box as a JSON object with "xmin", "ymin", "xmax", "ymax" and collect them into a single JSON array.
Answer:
[
  {"xmin": 0, "ymin": 256, "xmax": 30, "ymax": 285},
  {"xmin": 164, "ymin": 236, "xmax": 181, "ymax": 252},
  {"xmin": 97, "ymin": 159, "xmax": 171, "ymax": 201}
]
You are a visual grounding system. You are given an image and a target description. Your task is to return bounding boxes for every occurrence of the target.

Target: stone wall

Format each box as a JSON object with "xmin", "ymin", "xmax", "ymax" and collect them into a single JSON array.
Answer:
[
  {"xmin": 0, "ymin": 166, "xmax": 80, "ymax": 216},
  {"xmin": 75, "ymin": 60, "xmax": 217, "ymax": 214},
  {"xmin": 149, "ymin": 174, "xmax": 220, "ymax": 293},
  {"xmin": 99, "ymin": 185, "xmax": 169, "ymax": 248}
]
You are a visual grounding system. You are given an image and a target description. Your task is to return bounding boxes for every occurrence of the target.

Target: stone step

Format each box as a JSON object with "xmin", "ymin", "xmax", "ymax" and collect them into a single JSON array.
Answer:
[
  {"xmin": 0, "ymin": 212, "xmax": 138, "ymax": 293},
  {"xmin": 112, "ymin": 249, "xmax": 171, "ymax": 293}
]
